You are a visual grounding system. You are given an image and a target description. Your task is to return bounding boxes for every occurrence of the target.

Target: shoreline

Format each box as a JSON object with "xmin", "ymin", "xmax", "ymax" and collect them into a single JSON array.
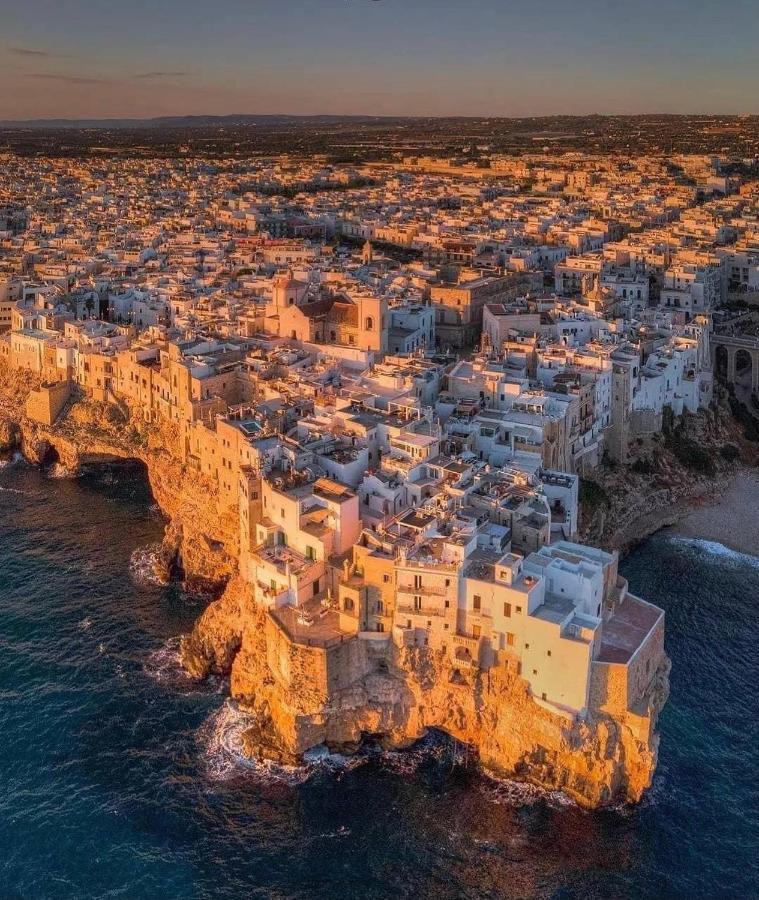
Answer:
[
  {"xmin": 668, "ymin": 467, "xmax": 759, "ymax": 558},
  {"xmin": 610, "ymin": 466, "xmax": 759, "ymax": 559}
]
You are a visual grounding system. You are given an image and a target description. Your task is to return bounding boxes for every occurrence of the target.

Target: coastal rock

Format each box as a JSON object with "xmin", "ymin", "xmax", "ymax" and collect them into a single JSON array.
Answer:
[
  {"xmin": 0, "ymin": 418, "xmax": 19, "ymax": 454},
  {"xmin": 180, "ymin": 577, "xmax": 251, "ymax": 679},
  {"xmin": 0, "ymin": 360, "xmax": 237, "ymax": 589},
  {"xmin": 183, "ymin": 577, "xmax": 670, "ymax": 808}
]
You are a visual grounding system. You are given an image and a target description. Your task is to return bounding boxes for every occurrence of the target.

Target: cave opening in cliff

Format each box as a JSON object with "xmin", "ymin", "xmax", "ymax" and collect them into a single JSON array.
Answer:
[
  {"xmin": 41, "ymin": 445, "xmax": 60, "ymax": 467},
  {"xmin": 79, "ymin": 458, "xmax": 157, "ymax": 508}
]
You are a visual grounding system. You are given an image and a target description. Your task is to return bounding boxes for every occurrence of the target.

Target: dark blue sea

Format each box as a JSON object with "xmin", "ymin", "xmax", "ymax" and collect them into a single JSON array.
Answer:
[{"xmin": 0, "ymin": 461, "xmax": 757, "ymax": 899}]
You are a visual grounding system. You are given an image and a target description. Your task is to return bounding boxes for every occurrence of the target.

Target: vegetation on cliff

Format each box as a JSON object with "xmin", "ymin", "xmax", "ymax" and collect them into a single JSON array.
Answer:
[{"xmin": 580, "ymin": 390, "xmax": 758, "ymax": 550}]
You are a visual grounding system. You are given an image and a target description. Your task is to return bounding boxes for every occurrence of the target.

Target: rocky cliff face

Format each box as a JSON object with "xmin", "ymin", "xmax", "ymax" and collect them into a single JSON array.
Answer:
[
  {"xmin": 581, "ymin": 399, "xmax": 756, "ymax": 552},
  {"xmin": 0, "ymin": 362, "xmax": 238, "ymax": 591},
  {"xmin": 182, "ymin": 577, "xmax": 670, "ymax": 808}
]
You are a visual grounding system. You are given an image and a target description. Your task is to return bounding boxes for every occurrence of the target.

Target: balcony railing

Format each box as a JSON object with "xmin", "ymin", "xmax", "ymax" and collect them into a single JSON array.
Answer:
[
  {"xmin": 396, "ymin": 584, "xmax": 447, "ymax": 597},
  {"xmin": 396, "ymin": 603, "xmax": 446, "ymax": 618}
]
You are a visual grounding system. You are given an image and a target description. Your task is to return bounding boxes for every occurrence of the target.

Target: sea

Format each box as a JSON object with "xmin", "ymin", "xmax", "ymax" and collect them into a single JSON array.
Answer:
[{"xmin": 0, "ymin": 460, "xmax": 757, "ymax": 899}]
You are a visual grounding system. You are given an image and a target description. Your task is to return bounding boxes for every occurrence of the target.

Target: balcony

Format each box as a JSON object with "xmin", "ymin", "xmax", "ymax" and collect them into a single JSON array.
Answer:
[
  {"xmin": 453, "ymin": 632, "xmax": 480, "ymax": 651},
  {"xmin": 396, "ymin": 603, "xmax": 446, "ymax": 618},
  {"xmin": 397, "ymin": 583, "xmax": 447, "ymax": 598}
]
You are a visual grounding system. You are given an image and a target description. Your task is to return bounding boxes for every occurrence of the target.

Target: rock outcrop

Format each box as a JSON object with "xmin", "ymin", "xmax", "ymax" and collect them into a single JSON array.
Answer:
[
  {"xmin": 580, "ymin": 397, "xmax": 757, "ymax": 552},
  {"xmin": 182, "ymin": 577, "xmax": 670, "ymax": 808},
  {"xmin": 0, "ymin": 361, "xmax": 237, "ymax": 591}
]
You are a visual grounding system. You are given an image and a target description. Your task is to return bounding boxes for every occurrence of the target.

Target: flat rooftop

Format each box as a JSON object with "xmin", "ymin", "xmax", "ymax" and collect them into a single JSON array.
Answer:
[
  {"xmin": 597, "ymin": 594, "xmax": 663, "ymax": 664},
  {"xmin": 270, "ymin": 597, "xmax": 349, "ymax": 648}
]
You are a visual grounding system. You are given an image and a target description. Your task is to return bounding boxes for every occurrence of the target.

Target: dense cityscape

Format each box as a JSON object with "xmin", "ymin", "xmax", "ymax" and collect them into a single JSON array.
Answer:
[{"xmin": 2, "ymin": 140, "xmax": 759, "ymax": 819}]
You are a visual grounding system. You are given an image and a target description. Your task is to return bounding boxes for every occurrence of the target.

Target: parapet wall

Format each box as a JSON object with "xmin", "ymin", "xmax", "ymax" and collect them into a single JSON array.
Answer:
[
  {"xmin": 589, "ymin": 609, "xmax": 665, "ymax": 717},
  {"xmin": 630, "ymin": 407, "xmax": 663, "ymax": 439}
]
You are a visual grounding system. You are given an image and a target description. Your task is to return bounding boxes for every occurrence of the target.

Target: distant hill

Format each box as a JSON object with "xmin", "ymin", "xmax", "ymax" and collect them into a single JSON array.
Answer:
[{"xmin": 0, "ymin": 114, "xmax": 407, "ymax": 130}]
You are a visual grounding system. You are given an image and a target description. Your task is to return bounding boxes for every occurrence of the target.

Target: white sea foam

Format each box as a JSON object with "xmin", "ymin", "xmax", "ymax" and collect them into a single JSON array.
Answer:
[
  {"xmin": 1, "ymin": 452, "xmax": 27, "ymax": 468},
  {"xmin": 143, "ymin": 636, "xmax": 185, "ymax": 682},
  {"xmin": 668, "ymin": 536, "xmax": 759, "ymax": 568},
  {"xmin": 479, "ymin": 771, "xmax": 575, "ymax": 809},
  {"xmin": 129, "ymin": 543, "xmax": 167, "ymax": 586},
  {"xmin": 197, "ymin": 700, "xmax": 309, "ymax": 784},
  {"xmin": 303, "ymin": 744, "xmax": 368, "ymax": 773},
  {"xmin": 45, "ymin": 462, "xmax": 79, "ymax": 480}
]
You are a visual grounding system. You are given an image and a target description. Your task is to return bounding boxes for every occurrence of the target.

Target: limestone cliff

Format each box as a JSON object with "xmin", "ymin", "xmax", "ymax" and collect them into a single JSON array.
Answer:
[
  {"xmin": 581, "ymin": 397, "xmax": 757, "ymax": 552},
  {"xmin": 0, "ymin": 361, "xmax": 237, "ymax": 591},
  {"xmin": 182, "ymin": 577, "xmax": 670, "ymax": 808}
]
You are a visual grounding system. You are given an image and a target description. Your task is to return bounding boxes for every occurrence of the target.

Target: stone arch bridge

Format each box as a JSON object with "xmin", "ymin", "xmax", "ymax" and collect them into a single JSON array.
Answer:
[{"xmin": 712, "ymin": 334, "xmax": 759, "ymax": 392}]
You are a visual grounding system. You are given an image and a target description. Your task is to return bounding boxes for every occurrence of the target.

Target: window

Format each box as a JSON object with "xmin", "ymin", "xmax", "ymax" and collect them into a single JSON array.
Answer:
[
  {"xmin": 383, "ymin": 574, "xmax": 391, "ymax": 584},
  {"xmin": 541, "ymin": 692, "xmax": 547, "ymax": 701},
  {"xmin": 473, "ymin": 595, "xmax": 481, "ymax": 611},
  {"xmin": 516, "ymin": 606, "xmax": 522, "ymax": 614},
  {"xmin": 506, "ymin": 632, "xmax": 514, "ymax": 647},
  {"xmin": 306, "ymin": 545, "xmax": 315, "ymax": 561},
  {"xmin": 365, "ymin": 316, "xmax": 374, "ymax": 331},
  {"xmin": 533, "ymin": 669, "xmax": 537, "ymax": 676},
  {"xmin": 547, "ymin": 650, "xmax": 552, "ymax": 657},
  {"xmin": 414, "ymin": 574, "xmax": 422, "ymax": 589},
  {"xmin": 525, "ymin": 643, "xmax": 530, "ymax": 649},
  {"xmin": 503, "ymin": 602, "xmax": 511, "ymax": 618}
]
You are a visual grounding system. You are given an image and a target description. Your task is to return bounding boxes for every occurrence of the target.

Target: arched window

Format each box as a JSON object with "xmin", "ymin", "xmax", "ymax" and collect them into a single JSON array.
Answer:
[{"xmin": 365, "ymin": 316, "xmax": 374, "ymax": 331}]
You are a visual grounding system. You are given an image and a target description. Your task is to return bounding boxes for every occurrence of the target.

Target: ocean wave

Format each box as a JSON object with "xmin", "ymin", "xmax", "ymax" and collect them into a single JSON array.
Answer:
[
  {"xmin": 197, "ymin": 700, "xmax": 309, "ymax": 784},
  {"xmin": 668, "ymin": 536, "xmax": 759, "ymax": 567},
  {"xmin": 129, "ymin": 543, "xmax": 167, "ymax": 586},
  {"xmin": 0, "ymin": 485, "xmax": 33, "ymax": 496},
  {"xmin": 302, "ymin": 744, "xmax": 369, "ymax": 774},
  {"xmin": 44, "ymin": 462, "xmax": 79, "ymax": 480},
  {"xmin": 143, "ymin": 636, "xmax": 186, "ymax": 682},
  {"xmin": 478, "ymin": 771, "xmax": 575, "ymax": 809},
  {"xmin": 0, "ymin": 451, "xmax": 27, "ymax": 469},
  {"xmin": 143, "ymin": 636, "xmax": 222, "ymax": 694}
]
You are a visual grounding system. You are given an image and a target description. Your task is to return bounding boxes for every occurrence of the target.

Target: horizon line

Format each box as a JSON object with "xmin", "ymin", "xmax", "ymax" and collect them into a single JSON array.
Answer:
[{"xmin": 2, "ymin": 111, "xmax": 759, "ymax": 127}]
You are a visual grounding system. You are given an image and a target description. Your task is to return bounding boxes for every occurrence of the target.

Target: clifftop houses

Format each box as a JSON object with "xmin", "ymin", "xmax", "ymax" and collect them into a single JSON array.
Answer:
[{"xmin": 3, "ymin": 148, "xmax": 751, "ymax": 730}]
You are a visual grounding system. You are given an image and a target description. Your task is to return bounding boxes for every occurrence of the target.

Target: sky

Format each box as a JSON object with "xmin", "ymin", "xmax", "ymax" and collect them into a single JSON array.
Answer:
[{"xmin": 1, "ymin": 0, "xmax": 758, "ymax": 120}]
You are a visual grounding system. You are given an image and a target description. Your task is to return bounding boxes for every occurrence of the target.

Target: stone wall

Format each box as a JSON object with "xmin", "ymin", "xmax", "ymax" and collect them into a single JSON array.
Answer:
[
  {"xmin": 626, "ymin": 611, "xmax": 666, "ymax": 710},
  {"xmin": 25, "ymin": 380, "xmax": 71, "ymax": 426},
  {"xmin": 588, "ymin": 609, "xmax": 665, "ymax": 717}
]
